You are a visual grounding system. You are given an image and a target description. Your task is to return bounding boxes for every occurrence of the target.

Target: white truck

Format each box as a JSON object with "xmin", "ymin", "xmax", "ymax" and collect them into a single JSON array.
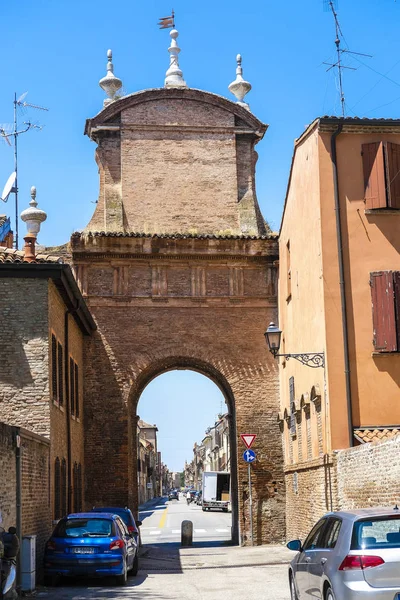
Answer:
[{"xmin": 202, "ymin": 471, "xmax": 230, "ymax": 512}]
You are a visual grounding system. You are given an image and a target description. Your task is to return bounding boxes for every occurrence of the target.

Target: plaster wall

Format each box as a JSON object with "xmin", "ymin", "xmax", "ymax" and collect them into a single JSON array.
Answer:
[
  {"xmin": 279, "ymin": 129, "xmax": 327, "ymax": 457},
  {"xmin": 319, "ymin": 131, "xmax": 400, "ymax": 435}
]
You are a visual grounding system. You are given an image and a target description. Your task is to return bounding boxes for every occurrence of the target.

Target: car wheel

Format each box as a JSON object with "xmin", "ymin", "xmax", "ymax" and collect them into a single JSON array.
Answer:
[
  {"xmin": 115, "ymin": 560, "xmax": 127, "ymax": 586},
  {"xmin": 130, "ymin": 553, "xmax": 139, "ymax": 577},
  {"xmin": 289, "ymin": 573, "xmax": 298, "ymax": 600},
  {"xmin": 43, "ymin": 575, "xmax": 59, "ymax": 587},
  {"xmin": 326, "ymin": 588, "xmax": 336, "ymax": 600}
]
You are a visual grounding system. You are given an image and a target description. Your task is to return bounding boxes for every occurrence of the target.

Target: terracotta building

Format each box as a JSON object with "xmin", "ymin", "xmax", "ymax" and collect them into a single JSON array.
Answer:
[
  {"xmin": 278, "ymin": 116, "xmax": 400, "ymax": 538},
  {"xmin": 71, "ymin": 35, "xmax": 283, "ymax": 544}
]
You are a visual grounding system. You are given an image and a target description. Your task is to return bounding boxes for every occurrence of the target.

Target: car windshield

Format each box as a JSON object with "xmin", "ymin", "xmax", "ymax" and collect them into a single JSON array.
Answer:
[
  {"xmin": 55, "ymin": 518, "xmax": 114, "ymax": 538},
  {"xmin": 352, "ymin": 516, "xmax": 400, "ymax": 549}
]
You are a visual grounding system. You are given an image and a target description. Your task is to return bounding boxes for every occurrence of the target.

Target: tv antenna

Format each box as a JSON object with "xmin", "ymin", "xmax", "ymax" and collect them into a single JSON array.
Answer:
[
  {"xmin": 323, "ymin": 0, "xmax": 372, "ymax": 116},
  {"xmin": 0, "ymin": 92, "xmax": 48, "ymax": 249}
]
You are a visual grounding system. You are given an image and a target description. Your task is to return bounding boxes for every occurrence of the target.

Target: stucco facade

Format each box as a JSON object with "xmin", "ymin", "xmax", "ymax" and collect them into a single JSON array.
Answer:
[{"xmin": 279, "ymin": 117, "xmax": 400, "ymax": 538}]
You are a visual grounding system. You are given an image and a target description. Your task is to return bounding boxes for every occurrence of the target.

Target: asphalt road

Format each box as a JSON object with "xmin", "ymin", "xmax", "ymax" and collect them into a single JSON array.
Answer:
[
  {"xmin": 139, "ymin": 494, "xmax": 232, "ymax": 544},
  {"xmin": 34, "ymin": 496, "xmax": 292, "ymax": 599}
]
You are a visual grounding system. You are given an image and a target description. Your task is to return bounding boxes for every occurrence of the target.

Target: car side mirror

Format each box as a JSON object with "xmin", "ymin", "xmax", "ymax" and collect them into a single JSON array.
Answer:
[
  {"xmin": 136, "ymin": 521, "xmax": 142, "ymax": 527},
  {"xmin": 287, "ymin": 539, "xmax": 302, "ymax": 552}
]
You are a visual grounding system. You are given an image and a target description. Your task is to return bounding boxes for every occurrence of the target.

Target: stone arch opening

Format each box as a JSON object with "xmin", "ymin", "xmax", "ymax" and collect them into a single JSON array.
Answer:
[{"xmin": 128, "ymin": 356, "xmax": 239, "ymax": 545}]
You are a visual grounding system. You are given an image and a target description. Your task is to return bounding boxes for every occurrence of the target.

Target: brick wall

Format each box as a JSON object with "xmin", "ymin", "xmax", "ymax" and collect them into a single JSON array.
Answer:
[
  {"xmin": 0, "ymin": 422, "xmax": 17, "ymax": 529},
  {"xmin": 336, "ymin": 436, "xmax": 400, "ymax": 510},
  {"xmin": 285, "ymin": 437, "xmax": 400, "ymax": 542},
  {"xmin": 21, "ymin": 428, "xmax": 52, "ymax": 572},
  {"xmin": 0, "ymin": 422, "xmax": 51, "ymax": 572},
  {"xmin": 0, "ymin": 279, "xmax": 50, "ymax": 437}
]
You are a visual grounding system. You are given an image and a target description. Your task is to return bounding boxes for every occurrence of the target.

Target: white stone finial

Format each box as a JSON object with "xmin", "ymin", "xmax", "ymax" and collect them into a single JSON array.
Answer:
[
  {"xmin": 21, "ymin": 186, "xmax": 47, "ymax": 237},
  {"xmin": 99, "ymin": 49, "xmax": 123, "ymax": 106},
  {"xmin": 165, "ymin": 29, "xmax": 187, "ymax": 88},
  {"xmin": 228, "ymin": 54, "xmax": 252, "ymax": 109}
]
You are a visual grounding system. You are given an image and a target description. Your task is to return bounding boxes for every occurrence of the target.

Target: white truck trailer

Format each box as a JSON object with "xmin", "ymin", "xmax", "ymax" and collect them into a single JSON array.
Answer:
[{"xmin": 202, "ymin": 471, "xmax": 230, "ymax": 512}]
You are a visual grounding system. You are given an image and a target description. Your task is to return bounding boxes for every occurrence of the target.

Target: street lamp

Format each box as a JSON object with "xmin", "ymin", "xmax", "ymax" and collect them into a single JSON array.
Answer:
[{"xmin": 264, "ymin": 322, "xmax": 325, "ymax": 369}]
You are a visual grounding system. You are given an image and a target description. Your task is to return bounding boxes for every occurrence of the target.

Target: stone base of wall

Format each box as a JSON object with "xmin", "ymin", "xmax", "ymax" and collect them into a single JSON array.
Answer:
[
  {"xmin": 285, "ymin": 436, "xmax": 400, "ymax": 542},
  {"xmin": 0, "ymin": 422, "xmax": 52, "ymax": 575}
]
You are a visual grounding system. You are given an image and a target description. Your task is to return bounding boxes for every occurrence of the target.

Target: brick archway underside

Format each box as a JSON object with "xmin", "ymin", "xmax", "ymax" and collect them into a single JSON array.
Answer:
[{"xmin": 128, "ymin": 356, "xmax": 239, "ymax": 544}]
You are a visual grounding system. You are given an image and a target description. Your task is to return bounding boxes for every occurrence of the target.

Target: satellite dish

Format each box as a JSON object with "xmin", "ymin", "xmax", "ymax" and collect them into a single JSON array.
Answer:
[{"xmin": 1, "ymin": 172, "xmax": 16, "ymax": 202}]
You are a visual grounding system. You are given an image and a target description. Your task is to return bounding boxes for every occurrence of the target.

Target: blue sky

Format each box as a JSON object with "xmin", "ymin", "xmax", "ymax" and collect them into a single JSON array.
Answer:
[
  {"xmin": 1, "ymin": 0, "xmax": 400, "ymax": 245},
  {"xmin": 137, "ymin": 371, "xmax": 225, "ymax": 472}
]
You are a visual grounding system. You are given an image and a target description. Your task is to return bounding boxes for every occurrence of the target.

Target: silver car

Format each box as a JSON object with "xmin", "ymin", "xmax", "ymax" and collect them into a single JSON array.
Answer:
[{"xmin": 287, "ymin": 507, "xmax": 400, "ymax": 599}]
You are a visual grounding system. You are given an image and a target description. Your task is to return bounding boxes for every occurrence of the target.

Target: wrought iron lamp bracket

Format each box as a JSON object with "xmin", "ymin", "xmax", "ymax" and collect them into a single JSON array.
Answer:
[{"xmin": 274, "ymin": 352, "xmax": 325, "ymax": 369}]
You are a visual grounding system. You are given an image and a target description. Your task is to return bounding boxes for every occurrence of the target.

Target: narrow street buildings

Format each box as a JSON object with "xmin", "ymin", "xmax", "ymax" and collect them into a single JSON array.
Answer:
[
  {"xmin": 0, "ymin": 245, "xmax": 96, "ymax": 563},
  {"xmin": 279, "ymin": 117, "xmax": 400, "ymax": 538}
]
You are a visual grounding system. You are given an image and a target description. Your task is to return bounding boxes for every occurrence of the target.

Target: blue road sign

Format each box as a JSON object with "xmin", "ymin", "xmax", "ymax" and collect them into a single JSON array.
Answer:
[{"xmin": 243, "ymin": 449, "xmax": 256, "ymax": 463}]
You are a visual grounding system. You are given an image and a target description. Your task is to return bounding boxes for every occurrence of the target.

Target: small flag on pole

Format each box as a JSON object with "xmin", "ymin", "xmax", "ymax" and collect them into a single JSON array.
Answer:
[{"xmin": 158, "ymin": 10, "xmax": 175, "ymax": 29}]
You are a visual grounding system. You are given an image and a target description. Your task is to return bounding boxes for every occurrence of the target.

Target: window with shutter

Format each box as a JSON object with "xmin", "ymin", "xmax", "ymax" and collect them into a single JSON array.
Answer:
[
  {"xmin": 370, "ymin": 271, "xmax": 397, "ymax": 352},
  {"xmin": 289, "ymin": 377, "xmax": 296, "ymax": 437},
  {"xmin": 61, "ymin": 458, "xmax": 67, "ymax": 517},
  {"xmin": 362, "ymin": 142, "xmax": 387, "ymax": 209},
  {"xmin": 69, "ymin": 357, "xmax": 75, "ymax": 416},
  {"xmin": 58, "ymin": 343, "xmax": 63, "ymax": 405},
  {"xmin": 51, "ymin": 334, "xmax": 57, "ymax": 401},
  {"xmin": 385, "ymin": 142, "xmax": 400, "ymax": 209},
  {"xmin": 393, "ymin": 271, "xmax": 400, "ymax": 346},
  {"xmin": 75, "ymin": 363, "xmax": 79, "ymax": 418},
  {"xmin": 54, "ymin": 457, "xmax": 61, "ymax": 519}
]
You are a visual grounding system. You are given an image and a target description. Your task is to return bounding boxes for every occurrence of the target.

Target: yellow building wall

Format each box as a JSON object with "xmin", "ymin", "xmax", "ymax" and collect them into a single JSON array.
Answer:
[{"xmin": 279, "ymin": 127, "xmax": 328, "ymax": 461}]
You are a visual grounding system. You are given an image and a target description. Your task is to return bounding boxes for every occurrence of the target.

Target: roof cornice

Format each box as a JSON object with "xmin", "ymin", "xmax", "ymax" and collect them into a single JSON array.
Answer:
[{"xmin": 85, "ymin": 87, "xmax": 267, "ymax": 139}]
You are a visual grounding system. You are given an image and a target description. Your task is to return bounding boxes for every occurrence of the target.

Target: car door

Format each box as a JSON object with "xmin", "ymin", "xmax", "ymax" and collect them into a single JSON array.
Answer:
[
  {"xmin": 116, "ymin": 518, "xmax": 135, "ymax": 569},
  {"xmin": 307, "ymin": 517, "xmax": 342, "ymax": 598},
  {"xmin": 294, "ymin": 518, "xmax": 328, "ymax": 597}
]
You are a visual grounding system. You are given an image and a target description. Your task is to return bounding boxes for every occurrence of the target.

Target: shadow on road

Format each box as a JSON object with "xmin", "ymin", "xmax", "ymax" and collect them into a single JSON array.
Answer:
[{"xmin": 138, "ymin": 497, "xmax": 168, "ymax": 521}]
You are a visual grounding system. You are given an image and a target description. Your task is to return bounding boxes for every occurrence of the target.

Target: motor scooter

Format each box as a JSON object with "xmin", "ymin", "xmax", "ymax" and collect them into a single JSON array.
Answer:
[{"xmin": 0, "ymin": 526, "xmax": 20, "ymax": 600}]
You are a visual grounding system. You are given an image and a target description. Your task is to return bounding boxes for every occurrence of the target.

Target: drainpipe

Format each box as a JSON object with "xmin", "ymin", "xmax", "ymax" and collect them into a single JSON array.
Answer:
[
  {"xmin": 331, "ymin": 122, "xmax": 353, "ymax": 448},
  {"xmin": 13, "ymin": 426, "xmax": 22, "ymax": 586}
]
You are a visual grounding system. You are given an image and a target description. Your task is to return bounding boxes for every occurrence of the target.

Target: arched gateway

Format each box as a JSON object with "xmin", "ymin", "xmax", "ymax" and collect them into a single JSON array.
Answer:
[{"xmin": 71, "ymin": 58, "xmax": 284, "ymax": 544}]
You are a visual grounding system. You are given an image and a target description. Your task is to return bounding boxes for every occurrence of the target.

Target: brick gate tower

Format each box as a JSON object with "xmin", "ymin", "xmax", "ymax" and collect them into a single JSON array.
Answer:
[{"xmin": 71, "ymin": 33, "xmax": 284, "ymax": 544}]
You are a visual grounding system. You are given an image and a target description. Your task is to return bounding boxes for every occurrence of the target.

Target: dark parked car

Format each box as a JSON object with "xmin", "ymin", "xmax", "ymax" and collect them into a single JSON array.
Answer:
[
  {"xmin": 287, "ymin": 506, "xmax": 400, "ymax": 600},
  {"xmin": 168, "ymin": 490, "xmax": 179, "ymax": 501},
  {"xmin": 44, "ymin": 512, "xmax": 138, "ymax": 585},
  {"xmin": 90, "ymin": 506, "xmax": 141, "ymax": 545}
]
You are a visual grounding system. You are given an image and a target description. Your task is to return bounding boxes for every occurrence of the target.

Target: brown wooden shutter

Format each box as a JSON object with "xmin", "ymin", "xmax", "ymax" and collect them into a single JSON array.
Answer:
[
  {"xmin": 75, "ymin": 363, "xmax": 79, "ymax": 418},
  {"xmin": 384, "ymin": 142, "xmax": 400, "ymax": 209},
  {"xmin": 69, "ymin": 357, "xmax": 75, "ymax": 415},
  {"xmin": 57, "ymin": 342, "xmax": 64, "ymax": 404},
  {"xmin": 370, "ymin": 271, "xmax": 397, "ymax": 352},
  {"xmin": 362, "ymin": 142, "xmax": 387, "ymax": 209},
  {"xmin": 393, "ymin": 271, "xmax": 400, "ymax": 347},
  {"xmin": 51, "ymin": 335, "xmax": 57, "ymax": 401}
]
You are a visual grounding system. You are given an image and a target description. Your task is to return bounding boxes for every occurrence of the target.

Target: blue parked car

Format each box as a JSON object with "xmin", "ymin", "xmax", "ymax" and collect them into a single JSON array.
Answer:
[{"xmin": 43, "ymin": 512, "xmax": 138, "ymax": 585}]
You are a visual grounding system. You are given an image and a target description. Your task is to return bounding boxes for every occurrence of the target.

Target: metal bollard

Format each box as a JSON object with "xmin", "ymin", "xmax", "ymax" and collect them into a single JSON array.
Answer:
[{"xmin": 181, "ymin": 520, "xmax": 193, "ymax": 547}]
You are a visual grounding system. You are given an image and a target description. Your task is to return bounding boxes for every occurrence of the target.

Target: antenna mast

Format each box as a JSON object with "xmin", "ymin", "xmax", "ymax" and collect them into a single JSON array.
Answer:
[
  {"xmin": 0, "ymin": 93, "xmax": 48, "ymax": 249},
  {"xmin": 331, "ymin": 1, "xmax": 345, "ymax": 116},
  {"xmin": 323, "ymin": 1, "xmax": 371, "ymax": 117}
]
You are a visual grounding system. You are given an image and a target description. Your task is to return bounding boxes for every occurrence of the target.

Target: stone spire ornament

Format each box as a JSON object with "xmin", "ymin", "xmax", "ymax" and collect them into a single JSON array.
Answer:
[
  {"xmin": 228, "ymin": 54, "xmax": 251, "ymax": 109},
  {"xmin": 99, "ymin": 49, "xmax": 123, "ymax": 106},
  {"xmin": 20, "ymin": 186, "xmax": 47, "ymax": 262},
  {"xmin": 165, "ymin": 29, "xmax": 187, "ymax": 88}
]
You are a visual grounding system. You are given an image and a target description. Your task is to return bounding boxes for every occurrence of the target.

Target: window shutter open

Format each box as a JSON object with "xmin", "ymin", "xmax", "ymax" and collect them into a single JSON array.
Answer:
[
  {"xmin": 385, "ymin": 142, "xmax": 400, "ymax": 209},
  {"xmin": 69, "ymin": 357, "xmax": 75, "ymax": 415},
  {"xmin": 362, "ymin": 142, "xmax": 387, "ymax": 209},
  {"xmin": 370, "ymin": 271, "xmax": 397, "ymax": 352}
]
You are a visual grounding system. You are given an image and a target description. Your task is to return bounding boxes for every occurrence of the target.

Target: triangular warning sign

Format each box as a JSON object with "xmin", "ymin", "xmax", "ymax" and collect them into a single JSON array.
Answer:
[{"xmin": 240, "ymin": 434, "xmax": 256, "ymax": 449}]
